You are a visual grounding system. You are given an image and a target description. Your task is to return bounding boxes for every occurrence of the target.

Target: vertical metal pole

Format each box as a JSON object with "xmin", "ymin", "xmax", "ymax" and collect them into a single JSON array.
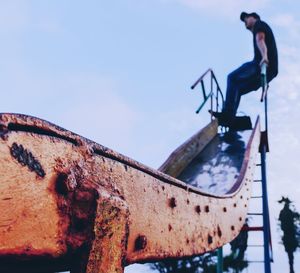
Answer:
[
  {"xmin": 264, "ymin": 91, "xmax": 268, "ymax": 133},
  {"xmin": 217, "ymin": 247, "xmax": 223, "ymax": 273},
  {"xmin": 261, "ymin": 147, "xmax": 272, "ymax": 273},
  {"xmin": 260, "ymin": 63, "xmax": 271, "ymax": 273}
]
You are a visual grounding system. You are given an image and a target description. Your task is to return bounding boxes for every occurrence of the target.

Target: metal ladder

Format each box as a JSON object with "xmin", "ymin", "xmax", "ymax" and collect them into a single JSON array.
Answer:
[
  {"xmin": 245, "ymin": 156, "xmax": 273, "ymax": 273},
  {"xmin": 244, "ymin": 62, "xmax": 273, "ymax": 273}
]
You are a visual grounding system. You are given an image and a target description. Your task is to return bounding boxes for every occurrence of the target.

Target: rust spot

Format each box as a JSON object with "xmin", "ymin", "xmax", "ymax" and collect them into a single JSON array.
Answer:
[
  {"xmin": 186, "ymin": 238, "xmax": 190, "ymax": 244},
  {"xmin": 217, "ymin": 226, "xmax": 222, "ymax": 237},
  {"xmin": 24, "ymin": 245, "xmax": 32, "ymax": 252},
  {"xmin": 55, "ymin": 172, "xmax": 69, "ymax": 195},
  {"xmin": 233, "ymin": 203, "xmax": 237, "ymax": 207},
  {"xmin": 71, "ymin": 190, "xmax": 98, "ymax": 233},
  {"xmin": 205, "ymin": 205, "xmax": 209, "ymax": 213},
  {"xmin": 169, "ymin": 197, "xmax": 177, "ymax": 208},
  {"xmin": 244, "ymin": 204, "xmax": 247, "ymax": 208},
  {"xmin": 168, "ymin": 224, "xmax": 172, "ymax": 231},
  {"xmin": 74, "ymin": 190, "xmax": 94, "ymax": 202},
  {"xmin": 10, "ymin": 142, "xmax": 45, "ymax": 177},
  {"xmin": 162, "ymin": 186, "xmax": 165, "ymax": 191},
  {"xmin": 195, "ymin": 205, "xmax": 201, "ymax": 214},
  {"xmin": 239, "ymin": 217, "xmax": 242, "ymax": 221},
  {"xmin": 124, "ymin": 165, "xmax": 128, "ymax": 171},
  {"xmin": 231, "ymin": 226, "xmax": 235, "ymax": 231},
  {"xmin": 72, "ymin": 214, "xmax": 87, "ymax": 231},
  {"xmin": 2, "ymin": 197, "xmax": 12, "ymax": 201},
  {"xmin": 208, "ymin": 235, "xmax": 213, "ymax": 244},
  {"xmin": 187, "ymin": 199, "xmax": 190, "ymax": 204},
  {"xmin": 134, "ymin": 235, "xmax": 147, "ymax": 251},
  {"xmin": 240, "ymin": 195, "xmax": 243, "ymax": 199},
  {"xmin": 223, "ymin": 207, "xmax": 227, "ymax": 212},
  {"xmin": 0, "ymin": 124, "xmax": 8, "ymax": 139}
]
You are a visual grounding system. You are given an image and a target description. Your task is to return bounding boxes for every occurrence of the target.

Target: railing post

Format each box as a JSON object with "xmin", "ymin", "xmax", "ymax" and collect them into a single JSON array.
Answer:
[{"xmin": 191, "ymin": 69, "xmax": 224, "ymax": 115}]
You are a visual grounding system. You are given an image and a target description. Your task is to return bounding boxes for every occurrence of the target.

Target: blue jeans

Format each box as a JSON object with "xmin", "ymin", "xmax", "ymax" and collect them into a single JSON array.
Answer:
[{"xmin": 223, "ymin": 61, "xmax": 261, "ymax": 118}]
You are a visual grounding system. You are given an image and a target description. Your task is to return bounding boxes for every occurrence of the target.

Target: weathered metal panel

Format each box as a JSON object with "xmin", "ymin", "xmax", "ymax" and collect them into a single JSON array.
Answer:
[
  {"xmin": 159, "ymin": 119, "xmax": 218, "ymax": 177},
  {"xmin": 0, "ymin": 113, "xmax": 260, "ymax": 273}
]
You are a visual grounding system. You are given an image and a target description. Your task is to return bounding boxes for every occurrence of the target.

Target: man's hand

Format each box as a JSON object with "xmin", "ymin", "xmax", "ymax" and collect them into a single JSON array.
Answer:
[{"xmin": 260, "ymin": 56, "xmax": 269, "ymax": 67}]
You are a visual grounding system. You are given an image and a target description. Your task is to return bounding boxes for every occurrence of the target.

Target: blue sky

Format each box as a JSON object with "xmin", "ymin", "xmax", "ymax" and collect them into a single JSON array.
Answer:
[{"xmin": 1, "ymin": 1, "xmax": 300, "ymax": 272}]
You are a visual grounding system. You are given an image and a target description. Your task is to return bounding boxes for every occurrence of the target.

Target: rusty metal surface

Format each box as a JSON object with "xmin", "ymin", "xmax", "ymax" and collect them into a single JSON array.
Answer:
[{"xmin": 0, "ymin": 113, "xmax": 260, "ymax": 273}]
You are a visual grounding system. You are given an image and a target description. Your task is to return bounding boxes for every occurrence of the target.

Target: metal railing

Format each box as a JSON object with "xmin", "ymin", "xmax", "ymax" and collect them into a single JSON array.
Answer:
[
  {"xmin": 260, "ymin": 62, "xmax": 269, "ymax": 133},
  {"xmin": 191, "ymin": 69, "xmax": 224, "ymax": 115}
]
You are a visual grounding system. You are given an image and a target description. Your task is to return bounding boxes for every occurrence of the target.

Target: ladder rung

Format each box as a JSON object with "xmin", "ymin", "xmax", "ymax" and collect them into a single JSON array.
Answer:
[
  {"xmin": 251, "ymin": 196, "xmax": 263, "ymax": 199},
  {"xmin": 248, "ymin": 244, "xmax": 264, "ymax": 247},
  {"xmin": 242, "ymin": 226, "xmax": 263, "ymax": 231},
  {"xmin": 247, "ymin": 213, "xmax": 263, "ymax": 216},
  {"xmin": 256, "ymin": 164, "xmax": 262, "ymax": 166},
  {"xmin": 248, "ymin": 261, "xmax": 265, "ymax": 263},
  {"xmin": 253, "ymin": 179, "xmax": 262, "ymax": 183}
]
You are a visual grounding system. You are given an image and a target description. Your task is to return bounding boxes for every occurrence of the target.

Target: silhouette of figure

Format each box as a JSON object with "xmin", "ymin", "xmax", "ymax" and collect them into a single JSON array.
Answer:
[
  {"xmin": 230, "ymin": 219, "xmax": 249, "ymax": 261},
  {"xmin": 278, "ymin": 197, "xmax": 298, "ymax": 273}
]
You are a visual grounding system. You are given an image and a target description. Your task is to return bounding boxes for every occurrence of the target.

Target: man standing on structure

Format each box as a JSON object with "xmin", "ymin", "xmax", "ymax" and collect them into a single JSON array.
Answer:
[{"xmin": 213, "ymin": 12, "xmax": 278, "ymax": 126}]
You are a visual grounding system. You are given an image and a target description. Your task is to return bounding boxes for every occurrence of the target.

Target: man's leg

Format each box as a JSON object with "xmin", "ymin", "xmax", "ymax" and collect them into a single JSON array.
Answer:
[{"xmin": 223, "ymin": 62, "xmax": 260, "ymax": 118}]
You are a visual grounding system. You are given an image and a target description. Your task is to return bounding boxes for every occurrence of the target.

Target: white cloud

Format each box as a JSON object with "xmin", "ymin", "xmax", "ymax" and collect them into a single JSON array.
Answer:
[
  {"xmin": 271, "ymin": 13, "xmax": 300, "ymax": 41},
  {"xmin": 271, "ymin": 13, "xmax": 300, "ymax": 28},
  {"xmin": 0, "ymin": 63, "xmax": 139, "ymax": 157},
  {"xmin": 266, "ymin": 12, "xmax": 300, "ymax": 210},
  {"xmin": 55, "ymin": 74, "xmax": 139, "ymax": 152}
]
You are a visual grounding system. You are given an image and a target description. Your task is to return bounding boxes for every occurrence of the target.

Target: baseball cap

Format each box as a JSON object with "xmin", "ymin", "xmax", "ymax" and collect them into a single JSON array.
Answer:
[{"xmin": 240, "ymin": 12, "xmax": 260, "ymax": 22}]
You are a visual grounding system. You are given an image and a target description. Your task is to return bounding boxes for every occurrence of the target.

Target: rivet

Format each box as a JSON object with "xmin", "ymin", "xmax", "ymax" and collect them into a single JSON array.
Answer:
[
  {"xmin": 217, "ymin": 226, "xmax": 222, "ymax": 237},
  {"xmin": 134, "ymin": 235, "xmax": 147, "ymax": 251},
  {"xmin": 169, "ymin": 197, "xmax": 177, "ymax": 208}
]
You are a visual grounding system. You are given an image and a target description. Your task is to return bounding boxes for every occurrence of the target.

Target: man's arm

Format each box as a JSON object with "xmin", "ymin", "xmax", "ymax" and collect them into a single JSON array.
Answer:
[{"xmin": 256, "ymin": 31, "xmax": 268, "ymax": 66}]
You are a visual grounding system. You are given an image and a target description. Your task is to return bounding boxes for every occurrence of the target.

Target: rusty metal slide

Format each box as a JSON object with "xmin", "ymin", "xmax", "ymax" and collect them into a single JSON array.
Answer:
[{"xmin": 0, "ymin": 113, "xmax": 260, "ymax": 273}]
